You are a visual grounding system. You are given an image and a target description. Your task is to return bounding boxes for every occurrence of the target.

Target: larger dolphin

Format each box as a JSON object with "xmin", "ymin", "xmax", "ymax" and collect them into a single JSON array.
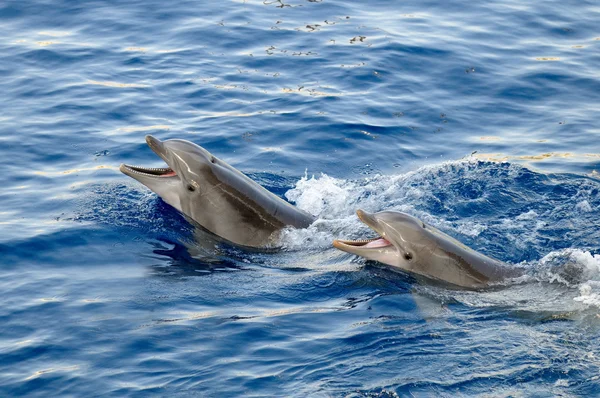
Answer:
[
  {"xmin": 120, "ymin": 135, "xmax": 315, "ymax": 248},
  {"xmin": 333, "ymin": 210, "xmax": 523, "ymax": 288}
]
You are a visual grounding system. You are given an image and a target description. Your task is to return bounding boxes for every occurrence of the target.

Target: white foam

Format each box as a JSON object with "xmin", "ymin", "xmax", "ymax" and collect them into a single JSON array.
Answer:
[
  {"xmin": 539, "ymin": 249, "xmax": 600, "ymax": 277},
  {"xmin": 572, "ymin": 251, "xmax": 600, "ymax": 307},
  {"xmin": 570, "ymin": 250, "xmax": 600, "ymax": 274},
  {"xmin": 281, "ymin": 172, "xmax": 388, "ymax": 250},
  {"xmin": 574, "ymin": 282, "xmax": 600, "ymax": 306},
  {"xmin": 453, "ymin": 221, "xmax": 487, "ymax": 237},
  {"xmin": 285, "ymin": 172, "xmax": 359, "ymax": 218},
  {"xmin": 554, "ymin": 379, "xmax": 570, "ymax": 387},
  {"xmin": 516, "ymin": 210, "xmax": 538, "ymax": 220},
  {"xmin": 535, "ymin": 249, "xmax": 600, "ymax": 307},
  {"xmin": 576, "ymin": 200, "xmax": 593, "ymax": 213}
]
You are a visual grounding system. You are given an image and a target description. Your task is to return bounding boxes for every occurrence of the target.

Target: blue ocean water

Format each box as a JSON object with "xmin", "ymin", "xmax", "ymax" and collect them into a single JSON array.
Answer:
[{"xmin": 1, "ymin": 0, "xmax": 600, "ymax": 395}]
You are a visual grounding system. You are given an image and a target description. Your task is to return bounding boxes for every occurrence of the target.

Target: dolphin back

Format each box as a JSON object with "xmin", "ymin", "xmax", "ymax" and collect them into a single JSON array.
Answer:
[
  {"xmin": 213, "ymin": 163, "xmax": 315, "ymax": 229},
  {"xmin": 430, "ymin": 227, "xmax": 523, "ymax": 286}
]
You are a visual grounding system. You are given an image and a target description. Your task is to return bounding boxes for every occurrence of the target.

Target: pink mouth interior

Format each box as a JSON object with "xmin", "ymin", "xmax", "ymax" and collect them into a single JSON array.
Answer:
[
  {"xmin": 162, "ymin": 170, "xmax": 177, "ymax": 177},
  {"xmin": 364, "ymin": 238, "xmax": 391, "ymax": 248}
]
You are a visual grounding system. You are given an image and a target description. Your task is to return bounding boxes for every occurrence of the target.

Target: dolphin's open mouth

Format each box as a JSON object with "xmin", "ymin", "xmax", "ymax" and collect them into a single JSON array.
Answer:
[
  {"xmin": 333, "ymin": 236, "xmax": 392, "ymax": 249},
  {"xmin": 120, "ymin": 135, "xmax": 178, "ymax": 179},
  {"xmin": 119, "ymin": 164, "xmax": 176, "ymax": 177},
  {"xmin": 333, "ymin": 210, "xmax": 392, "ymax": 250}
]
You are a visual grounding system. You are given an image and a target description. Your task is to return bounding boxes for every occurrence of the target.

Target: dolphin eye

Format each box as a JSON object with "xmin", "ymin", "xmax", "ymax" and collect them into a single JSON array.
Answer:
[
  {"xmin": 404, "ymin": 252, "xmax": 413, "ymax": 261},
  {"xmin": 187, "ymin": 185, "xmax": 196, "ymax": 192},
  {"xmin": 210, "ymin": 156, "xmax": 216, "ymax": 164},
  {"xmin": 422, "ymin": 222, "xmax": 426, "ymax": 229}
]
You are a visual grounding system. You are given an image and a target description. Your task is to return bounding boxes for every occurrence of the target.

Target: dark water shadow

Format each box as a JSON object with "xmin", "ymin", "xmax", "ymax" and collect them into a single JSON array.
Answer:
[{"xmin": 143, "ymin": 238, "xmax": 248, "ymax": 277}]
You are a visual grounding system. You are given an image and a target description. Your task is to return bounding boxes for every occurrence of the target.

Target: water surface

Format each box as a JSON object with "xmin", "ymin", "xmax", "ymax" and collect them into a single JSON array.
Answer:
[{"xmin": 1, "ymin": 0, "xmax": 600, "ymax": 396}]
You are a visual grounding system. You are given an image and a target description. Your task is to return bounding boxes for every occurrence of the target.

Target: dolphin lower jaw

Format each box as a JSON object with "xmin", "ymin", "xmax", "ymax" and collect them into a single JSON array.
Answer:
[{"xmin": 333, "ymin": 238, "xmax": 398, "ymax": 266}]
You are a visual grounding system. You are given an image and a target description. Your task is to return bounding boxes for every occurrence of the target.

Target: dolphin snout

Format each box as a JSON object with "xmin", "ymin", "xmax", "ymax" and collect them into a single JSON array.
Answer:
[
  {"xmin": 356, "ymin": 209, "xmax": 378, "ymax": 229},
  {"xmin": 145, "ymin": 135, "xmax": 169, "ymax": 162},
  {"xmin": 145, "ymin": 135, "xmax": 163, "ymax": 149}
]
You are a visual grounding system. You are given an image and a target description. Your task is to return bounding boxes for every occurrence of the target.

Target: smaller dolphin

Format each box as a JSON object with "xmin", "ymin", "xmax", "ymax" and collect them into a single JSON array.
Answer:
[
  {"xmin": 120, "ymin": 136, "xmax": 315, "ymax": 248},
  {"xmin": 333, "ymin": 210, "xmax": 522, "ymax": 288}
]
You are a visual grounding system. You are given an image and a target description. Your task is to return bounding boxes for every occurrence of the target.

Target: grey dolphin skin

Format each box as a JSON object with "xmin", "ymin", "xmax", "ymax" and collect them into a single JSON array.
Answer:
[
  {"xmin": 120, "ymin": 135, "xmax": 315, "ymax": 248},
  {"xmin": 333, "ymin": 210, "xmax": 523, "ymax": 288}
]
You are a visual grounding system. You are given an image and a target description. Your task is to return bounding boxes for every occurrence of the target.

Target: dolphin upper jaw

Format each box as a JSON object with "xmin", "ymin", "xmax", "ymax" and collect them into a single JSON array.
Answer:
[{"xmin": 145, "ymin": 135, "xmax": 170, "ymax": 163}]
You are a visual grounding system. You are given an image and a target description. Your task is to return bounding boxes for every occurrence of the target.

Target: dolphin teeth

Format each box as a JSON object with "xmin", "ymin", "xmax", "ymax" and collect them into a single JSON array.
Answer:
[
  {"xmin": 338, "ymin": 237, "xmax": 380, "ymax": 244},
  {"xmin": 121, "ymin": 164, "xmax": 176, "ymax": 177},
  {"xmin": 337, "ymin": 237, "xmax": 392, "ymax": 248},
  {"xmin": 350, "ymin": 238, "xmax": 379, "ymax": 243}
]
